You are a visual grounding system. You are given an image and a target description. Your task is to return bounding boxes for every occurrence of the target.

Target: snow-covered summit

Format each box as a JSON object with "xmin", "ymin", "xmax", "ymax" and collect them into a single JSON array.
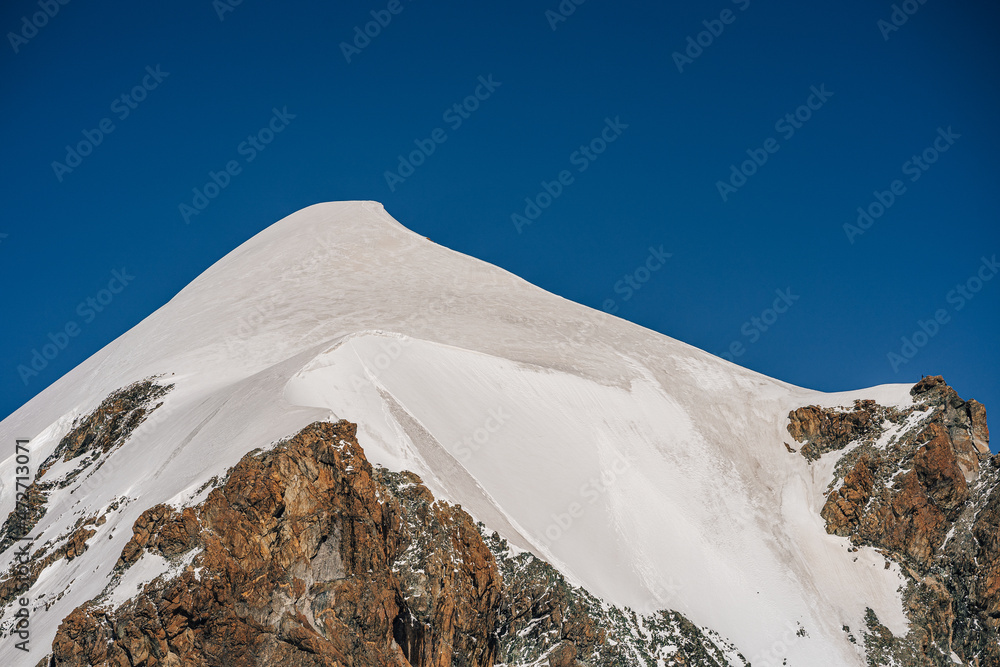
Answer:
[{"xmin": 0, "ymin": 201, "xmax": 917, "ymax": 665}]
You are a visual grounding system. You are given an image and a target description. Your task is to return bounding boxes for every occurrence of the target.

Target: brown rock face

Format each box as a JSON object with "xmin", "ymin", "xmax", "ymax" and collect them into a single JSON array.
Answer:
[
  {"xmin": 790, "ymin": 377, "xmax": 998, "ymax": 665},
  {"xmin": 969, "ymin": 401, "xmax": 992, "ymax": 456},
  {"xmin": 821, "ymin": 454, "xmax": 877, "ymax": 538},
  {"xmin": 909, "ymin": 375, "xmax": 948, "ymax": 397},
  {"xmin": 970, "ymin": 466, "xmax": 1000, "ymax": 628},
  {"xmin": 912, "ymin": 376, "xmax": 990, "ymax": 480},
  {"xmin": 786, "ymin": 400, "xmax": 885, "ymax": 461},
  {"xmin": 45, "ymin": 379, "xmax": 171, "ymax": 468},
  {"xmin": 822, "ymin": 421, "xmax": 971, "ymax": 566},
  {"xmin": 50, "ymin": 420, "xmax": 502, "ymax": 667},
  {"xmin": 47, "ymin": 420, "xmax": 745, "ymax": 667}
]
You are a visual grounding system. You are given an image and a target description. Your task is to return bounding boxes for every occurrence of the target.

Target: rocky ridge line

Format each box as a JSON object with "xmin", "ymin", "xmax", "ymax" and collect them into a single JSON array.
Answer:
[
  {"xmin": 0, "ymin": 379, "xmax": 171, "ymax": 623},
  {"xmin": 45, "ymin": 419, "xmax": 747, "ymax": 667}
]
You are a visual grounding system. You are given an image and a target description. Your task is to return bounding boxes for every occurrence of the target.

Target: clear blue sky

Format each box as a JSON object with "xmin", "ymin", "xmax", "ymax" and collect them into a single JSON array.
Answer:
[{"xmin": 2, "ymin": 0, "xmax": 998, "ymax": 447}]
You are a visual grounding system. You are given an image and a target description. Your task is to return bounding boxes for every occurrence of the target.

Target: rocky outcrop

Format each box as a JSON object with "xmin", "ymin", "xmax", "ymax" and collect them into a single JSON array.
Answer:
[
  {"xmin": 787, "ymin": 399, "xmax": 900, "ymax": 462},
  {"xmin": 0, "ymin": 378, "xmax": 170, "ymax": 629},
  {"xmin": 0, "ymin": 524, "xmax": 97, "ymax": 609},
  {"xmin": 47, "ymin": 420, "xmax": 746, "ymax": 667},
  {"xmin": 43, "ymin": 379, "xmax": 172, "ymax": 472},
  {"xmin": 0, "ymin": 504, "xmax": 120, "ymax": 611},
  {"xmin": 481, "ymin": 530, "xmax": 744, "ymax": 667},
  {"xmin": 788, "ymin": 376, "xmax": 997, "ymax": 666},
  {"xmin": 0, "ymin": 379, "xmax": 171, "ymax": 557},
  {"xmin": 821, "ymin": 418, "xmax": 972, "ymax": 565},
  {"xmin": 51, "ymin": 421, "xmax": 430, "ymax": 667}
]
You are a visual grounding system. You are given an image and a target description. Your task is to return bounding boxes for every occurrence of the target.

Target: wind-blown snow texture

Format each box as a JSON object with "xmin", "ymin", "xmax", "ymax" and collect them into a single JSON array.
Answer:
[{"xmin": 1, "ymin": 202, "xmax": 916, "ymax": 665}]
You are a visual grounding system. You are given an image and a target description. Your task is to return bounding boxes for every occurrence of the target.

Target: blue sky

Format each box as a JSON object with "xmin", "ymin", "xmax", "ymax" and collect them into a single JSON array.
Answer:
[{"xmin": 2, "ymin": 0, "xmax": 998, "ymax": 446}]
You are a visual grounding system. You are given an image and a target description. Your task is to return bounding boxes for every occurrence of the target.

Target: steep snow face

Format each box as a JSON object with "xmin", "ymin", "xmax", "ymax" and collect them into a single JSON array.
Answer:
[{"xmin": 0, "ymin": 202, "xmax": 911, "ymax": 665}]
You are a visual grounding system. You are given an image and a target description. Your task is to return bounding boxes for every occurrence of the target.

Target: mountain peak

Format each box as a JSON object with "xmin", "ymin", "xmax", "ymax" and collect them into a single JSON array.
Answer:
[
  {"xmin": 4, "ymin": 204, "xmax": 990, "ymax": 666},
  {"xmin": 261, "ymin": 200, "xmax": 410, "ymax": 240}
]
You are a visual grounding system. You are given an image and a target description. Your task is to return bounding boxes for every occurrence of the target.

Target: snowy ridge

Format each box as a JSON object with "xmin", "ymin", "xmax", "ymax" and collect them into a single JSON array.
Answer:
[{"xmin": 0, "ymin": 201, "xmax": 917, "ymax": 665}]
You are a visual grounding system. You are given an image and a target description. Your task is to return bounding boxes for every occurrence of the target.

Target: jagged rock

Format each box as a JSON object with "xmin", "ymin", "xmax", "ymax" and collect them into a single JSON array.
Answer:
[
  {"xmin": 910, "ymin": 375, "xmax": 948, "ymax": 397},
  {"xmin": 787, "ymin": 400, "xmax": 886, "ymax": 461},
  {"xmin": 0, "ymin": 524, "xmax": 98, "ymax": 609},
  {"xmin": 44, "ymin": 379, "xmax": 172, "ymax": 470},
  {"xmin": 0, "ymin": 482, "xmax": 49, "ymax": 556},
  {"xmin": 115, "ymin": 506, "xmax": 200, "ymax": 572},
  {"xmin": 0, "ymin": 379, "xmax": 172, "ymax": 557},
  {"xmin": 48, "ymin": 420, "xmax": 746, "ymax": 667},
  {"xmin": 912, "ymin": 376, "xmax": 990, "ymax": 479},
  {"xmin": 792, "ymin": 377, "xmax": 997, "ymax": 665},
  {"xmin": 969, "ymin": 401, "xmax": 991, "ymax": 456},
  {"xmin": 822, "ymin": 453, "xmax": 877, "ymax": 537},
  {"xmin": 963, "ymin": 458, "xmax": 1000, "ymax": 662},
  {"xmin": 50, "ymin": 421, "xmax": 499, "ymax": 667}
]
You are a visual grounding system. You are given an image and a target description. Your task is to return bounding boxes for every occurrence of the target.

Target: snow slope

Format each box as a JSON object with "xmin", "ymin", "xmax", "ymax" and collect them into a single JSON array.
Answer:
[{"xmin": 0, "ymin": 201, "xmax": 915, "ymax": 665}]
